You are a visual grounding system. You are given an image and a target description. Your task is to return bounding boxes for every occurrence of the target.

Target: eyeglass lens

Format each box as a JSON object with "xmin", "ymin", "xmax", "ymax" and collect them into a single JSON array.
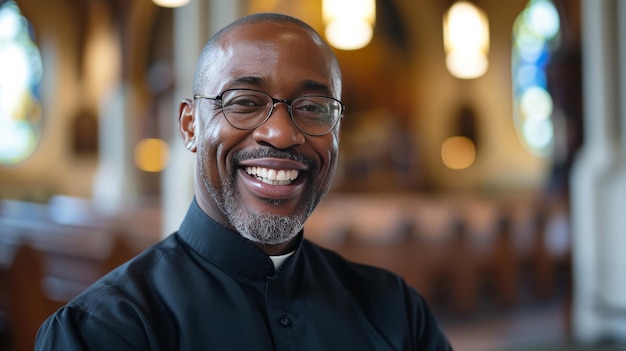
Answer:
[{"xmin": 220, "ymin": 90, "xmax": 342, "ymax": 135}]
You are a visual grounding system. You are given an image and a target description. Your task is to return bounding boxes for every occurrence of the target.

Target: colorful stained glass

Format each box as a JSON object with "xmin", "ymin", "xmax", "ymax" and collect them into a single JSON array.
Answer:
[
  {"xmin": 512, "ymin": 0, "xmax": 560, "ymax": 157},
  {"xmin": 0, "ymin": 1, "xmax": 42, "ymax": 164}
]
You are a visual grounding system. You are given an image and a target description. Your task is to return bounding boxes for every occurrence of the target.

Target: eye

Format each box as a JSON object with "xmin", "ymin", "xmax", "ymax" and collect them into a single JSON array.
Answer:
[
  {"xmin": 294, "ymin": 99, "xmax": 327, "ymax": 114},
  {"xmin": 226, "ymin": 95, "xmax": 266, "ymax": 107},
  {"xmin": 222, "ymin": 92, "xmax": 269, "ymax": 114}
]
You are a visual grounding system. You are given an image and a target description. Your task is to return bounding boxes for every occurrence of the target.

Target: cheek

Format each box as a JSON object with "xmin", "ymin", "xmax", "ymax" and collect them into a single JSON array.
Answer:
[
  {"xmin": 315, "ymin": 133, "xmax": 340, "ymax": 178},
  {"xmin": 196, "ymin": 117, "xmax": 225, "ymax": 179},
  {"xmin": 315, "ymin": 135, "xmax": 339, "ymax": 197},
  {"xmin": 198, "ymin": 117, "xmax": 247, "ymax": 174},
  {"xmin": 328, "ymin": 131, "xmax": 340, "ymax": 161}
]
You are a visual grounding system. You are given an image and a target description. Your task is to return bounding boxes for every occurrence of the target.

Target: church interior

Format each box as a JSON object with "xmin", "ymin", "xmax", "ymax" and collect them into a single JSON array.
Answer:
[{"xmin": 1, "ymin": 0, "xmax": 625, "ymax": 350}]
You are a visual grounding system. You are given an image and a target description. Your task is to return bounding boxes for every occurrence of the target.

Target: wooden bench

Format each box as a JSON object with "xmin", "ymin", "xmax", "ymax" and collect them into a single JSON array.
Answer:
[
  {"xmin": 0, "ymin": 198, "xmax": 158, "ymax": 351},
  {"xmin": 4, "ymin": 231, "xmax": 148, "ymax": 351}
]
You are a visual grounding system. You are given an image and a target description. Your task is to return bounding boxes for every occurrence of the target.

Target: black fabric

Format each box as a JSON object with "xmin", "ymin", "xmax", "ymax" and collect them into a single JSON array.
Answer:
[{"xmin": 35, "ymin": 199, "xmax": 453, "ymax": 350}]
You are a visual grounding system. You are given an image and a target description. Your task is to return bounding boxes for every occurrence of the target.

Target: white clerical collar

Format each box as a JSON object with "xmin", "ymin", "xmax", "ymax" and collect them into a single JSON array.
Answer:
[{"xmin": 269, "ymin": 251, "xmax": 295, "ymax": 270}]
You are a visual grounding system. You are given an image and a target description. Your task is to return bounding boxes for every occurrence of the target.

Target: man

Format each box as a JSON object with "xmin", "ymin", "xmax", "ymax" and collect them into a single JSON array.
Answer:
[{"xmin": 36, "ymin": 13, "xmax": 453, "ymax": 350}]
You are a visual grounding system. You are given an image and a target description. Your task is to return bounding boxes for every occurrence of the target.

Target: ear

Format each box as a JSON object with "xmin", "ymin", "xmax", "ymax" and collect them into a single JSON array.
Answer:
[{"xmin": 178, "ymin": 99, "xmax": 197, "ymax": 153}]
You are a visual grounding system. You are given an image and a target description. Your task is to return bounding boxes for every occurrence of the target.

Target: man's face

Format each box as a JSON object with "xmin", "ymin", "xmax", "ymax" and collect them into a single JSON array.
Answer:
[{"xmin": 184, "ymin": 22, "xmax": 342, "ymax": 247}]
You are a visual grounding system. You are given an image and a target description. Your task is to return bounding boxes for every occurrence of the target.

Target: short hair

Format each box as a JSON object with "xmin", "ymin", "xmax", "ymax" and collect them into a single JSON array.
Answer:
[{"xmin": 192, "ymin": 12, "xmax": 340, "ymax": 95}]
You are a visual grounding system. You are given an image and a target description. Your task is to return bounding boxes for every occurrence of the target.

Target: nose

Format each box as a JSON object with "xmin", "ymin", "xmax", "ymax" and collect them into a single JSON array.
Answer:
[{"xmin": 252, "ymin": 103, "xmax": 306, "ymax": 149}]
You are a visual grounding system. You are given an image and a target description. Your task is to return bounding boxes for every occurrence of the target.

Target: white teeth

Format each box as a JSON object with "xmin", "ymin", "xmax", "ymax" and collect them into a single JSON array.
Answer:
[
  {"xmin": 245, "ymin": 167, "xmax": 299, "ymax": 185},
  {"xmin": 277, "ymin": 170, "xmax": 286, "ymax": 181}
]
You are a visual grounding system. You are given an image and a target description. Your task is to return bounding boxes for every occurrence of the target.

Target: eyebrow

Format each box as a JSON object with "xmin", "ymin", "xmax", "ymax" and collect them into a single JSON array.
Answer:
[
  {"xmin": 225, "ymin": 76, "xmax": 334, "ymax": 96},
  {"xmin": 300, "ymin": 79, "xmax": 333, "ymax": 96},
  {"xmin": 227, "ymin": 76, "xmax": 264, "ymax": 88}
]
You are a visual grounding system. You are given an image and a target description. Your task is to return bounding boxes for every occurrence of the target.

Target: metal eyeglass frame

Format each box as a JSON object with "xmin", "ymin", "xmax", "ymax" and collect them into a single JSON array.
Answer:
[{"xmin": 193, "ymin": 88, "xmax": 345, "ymax": 136}]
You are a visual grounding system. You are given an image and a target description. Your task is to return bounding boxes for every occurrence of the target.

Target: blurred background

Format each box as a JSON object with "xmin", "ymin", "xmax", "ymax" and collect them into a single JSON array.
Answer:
[{"xmin": 0, "ymin": 0, "xmax": 624, "ymax": 350}]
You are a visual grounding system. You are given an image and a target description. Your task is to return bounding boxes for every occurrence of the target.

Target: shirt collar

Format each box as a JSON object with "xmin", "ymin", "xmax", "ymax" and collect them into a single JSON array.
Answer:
[{"xmin": 177, "ymin": 198, "xmax": 303, "ymax": 281}]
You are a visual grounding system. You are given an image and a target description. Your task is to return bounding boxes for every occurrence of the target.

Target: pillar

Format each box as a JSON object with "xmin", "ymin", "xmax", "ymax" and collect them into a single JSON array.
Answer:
[
  {"xmin": 92, "ymin": 83, "xmax": 140, "ymax": 215},
  {"xmin": 570, "ymin": 0, "xmax": 626, "ymax": 345},
  {"xmin": 597, "ymin": 0, "xmax": 626, "ymax": 341}
]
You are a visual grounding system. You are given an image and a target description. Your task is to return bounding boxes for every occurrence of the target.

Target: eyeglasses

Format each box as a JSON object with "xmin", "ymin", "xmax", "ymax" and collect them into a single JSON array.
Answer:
[{"xmin": 194, "ymin": 89, "xmax": 345, "ymax": 136}]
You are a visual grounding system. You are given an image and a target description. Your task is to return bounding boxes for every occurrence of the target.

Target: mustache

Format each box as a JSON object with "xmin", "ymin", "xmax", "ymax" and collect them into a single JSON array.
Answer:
[{"xmin": 232, "ymin": 147, "xmax": 314, "ymax": 168}]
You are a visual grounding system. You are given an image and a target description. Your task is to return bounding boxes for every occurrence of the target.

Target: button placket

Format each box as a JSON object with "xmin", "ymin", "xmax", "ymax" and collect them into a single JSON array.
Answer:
[{"xmin": 265, "ymin": 275, "xmax": 298, "ymax": 349}]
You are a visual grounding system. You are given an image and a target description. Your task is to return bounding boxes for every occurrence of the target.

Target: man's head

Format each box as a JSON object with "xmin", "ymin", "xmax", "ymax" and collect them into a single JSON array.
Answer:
[{"xmin": 178, "ymin": 13, "xmax": 343, "ymax": 253}]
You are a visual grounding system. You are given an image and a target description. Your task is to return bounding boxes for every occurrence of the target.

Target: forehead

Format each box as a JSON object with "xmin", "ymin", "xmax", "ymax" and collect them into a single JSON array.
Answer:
[
  {"xmin": 204, "ymin": 22, "xmax": 340, "ymax": 96},
  {"xmin": 219, "ymin": 21, "xmax": 323, "ymax": 51}
]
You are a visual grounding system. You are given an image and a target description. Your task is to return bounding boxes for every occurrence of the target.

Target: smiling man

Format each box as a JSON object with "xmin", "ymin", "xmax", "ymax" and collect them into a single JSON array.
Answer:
[
  {"xmin": 184, "ymin": 14, "xmax": 343, "ymax": 256},
  {"xmin": 35, "ymin": 13, "xmax": 453, "ymax": 350}
]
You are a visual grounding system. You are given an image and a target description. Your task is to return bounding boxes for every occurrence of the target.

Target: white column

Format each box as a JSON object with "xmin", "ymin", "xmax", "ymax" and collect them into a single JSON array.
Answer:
[
  {"xmin": 598, "ymin": 0, "xmax": 626, "ymax": 342},
  {"xmin": 208, "ymin": 0, "xmax": 241, "ymax": 33},
  {"xmin": 161, "ymin": 0, "xmax": 243, "ymax": 236},
  {"xmin": 570, "ymin": 0, "xmax": 625, "ymax": 344},
  {"xmin": 92, "ymin": 84, "xmax": 140, "ymax": 214}
]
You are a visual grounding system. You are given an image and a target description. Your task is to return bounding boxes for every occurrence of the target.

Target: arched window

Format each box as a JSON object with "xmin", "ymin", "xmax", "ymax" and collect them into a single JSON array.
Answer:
[
  {"xmin": 0, "ymin": 0, "xmax": 43, "ymax": 164},
  {"xmin": 512, "ymin": 0, "xmax": 560, "ymax": 157}
]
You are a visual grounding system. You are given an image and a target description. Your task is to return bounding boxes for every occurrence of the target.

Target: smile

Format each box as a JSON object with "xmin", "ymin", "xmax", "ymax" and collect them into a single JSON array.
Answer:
[{"xmin": 245, "ymin": 166, "xmax": 299, "ymax": 185}]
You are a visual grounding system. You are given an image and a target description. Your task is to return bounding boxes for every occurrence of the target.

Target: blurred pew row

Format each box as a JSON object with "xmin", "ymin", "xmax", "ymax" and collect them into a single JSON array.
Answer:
[
  {"xmin": 0, "ymin": 196, "xmax": 160, "ymax": 351},
  {"xmin": 0, "ymin": 193, "xmax": 571, "ymax": 350},
  {"xmin": 305, "ymin": 194, "xmax": 571, "ymax": 312}
]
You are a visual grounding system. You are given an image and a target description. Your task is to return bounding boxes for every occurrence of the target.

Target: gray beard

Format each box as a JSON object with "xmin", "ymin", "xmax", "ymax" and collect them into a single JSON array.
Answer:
[
  {"xmin": 221, "ymin": 181, "xmax": 306, "ymax": 245},
  {"xmin": 199, "ymin": 161, "xmax": 309, "ymax": 246}
]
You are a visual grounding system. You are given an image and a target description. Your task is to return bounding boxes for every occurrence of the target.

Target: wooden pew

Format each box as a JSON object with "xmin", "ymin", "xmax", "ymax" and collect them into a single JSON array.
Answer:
[
  {"xmin": 8, "ymin": 244, "xmax": 65, "ymax": 351},
  {"xmin": 0, "ymin": 198, "xmax": 157, "ymax": 351},
  {"xmin": 5, "ymin": 234, "xmax": 146, "ymax": 351}
]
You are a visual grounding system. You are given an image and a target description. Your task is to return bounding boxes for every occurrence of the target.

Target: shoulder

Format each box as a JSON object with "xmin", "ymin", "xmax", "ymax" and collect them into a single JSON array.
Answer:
[
  {"xmin": 300, "ymin": 239, "xmax": 418, "ymax": 306},
  {"xmin": 302, "ymin": 239, "xmax": 405, "ymax": 285},
  {"xmin": 300, "ymin": 239, "xmax": 453, "ymax": 350},
  {"xmin": 35, "ymin": 234, "xmax": 187, "ymax": 349},
  {"xmin": 35, "ymin": 304, "xmax": 149, "ymax": 350},
  {"xmin": 58, "ymin": 234, "xmax": 187, "ymax": 321}
]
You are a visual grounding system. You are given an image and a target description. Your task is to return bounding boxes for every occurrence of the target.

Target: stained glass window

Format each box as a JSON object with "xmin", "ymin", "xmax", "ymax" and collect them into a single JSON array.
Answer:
[
  {"xmin": 512, "ymin": 0, "xmax": 560, "ymax": 156},
  {"xmin": 0, "ymin": 1, "xmax": 42, "ymax": 164}
]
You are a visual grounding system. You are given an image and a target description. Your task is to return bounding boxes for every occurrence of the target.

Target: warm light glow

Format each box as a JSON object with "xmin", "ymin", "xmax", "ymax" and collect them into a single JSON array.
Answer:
[
  {"xmin": 443, "ymin": 1, "xmax": 489, "ymax": 79},
  {"xmin": 445, "ymin": 50, "xmax": 488, "ymax": 79},
  {"xmin": 444, "ymin": 2, "xmax": 488, "ymax": 53},
  {"xmin": 323, "ymin": 0, "xmax": 375, "ymax": 50},
  {"xmin": 152, "ymin": 0, "xmax": 190, "ymax": 8},
  {"xmin": 441, "ymin": 136, "xmax": 476, "ymax": 170},
  {"xmin": 134, "ymin": 138, "xmax": 170, "ymax": 172},
  {"xmin": 323, "ymin": 0, "xmax": 375, "ymax": 24},
  {"xmin": 325, "ymin": 18, "xmax": 373, "ymax": 50}
]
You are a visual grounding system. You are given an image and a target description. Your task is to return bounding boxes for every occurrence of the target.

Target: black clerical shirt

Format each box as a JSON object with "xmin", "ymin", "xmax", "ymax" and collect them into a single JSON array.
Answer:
[{"xmin": 35, "ymin": 199, "xmax": 453, "ymax": 350}]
